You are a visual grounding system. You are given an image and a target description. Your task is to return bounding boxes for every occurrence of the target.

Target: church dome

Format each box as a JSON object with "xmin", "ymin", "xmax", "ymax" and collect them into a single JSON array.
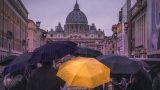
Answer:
[{"xmin": 65, "ymin": 1, "xmax": 88, "ymax": 24}]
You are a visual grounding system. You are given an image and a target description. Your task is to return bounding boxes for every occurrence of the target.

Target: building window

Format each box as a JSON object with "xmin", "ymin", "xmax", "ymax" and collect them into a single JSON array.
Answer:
[
  {"xmin": 50, "ymin": 34, "xmax": 53, "ymax": 37},
  {"xmin": 76, "ymin": 25, "xmax": 78, "ymax": 30},
  {"xmin": 98, "ymin": 34, "xmax": 101, "ymax": 37}
]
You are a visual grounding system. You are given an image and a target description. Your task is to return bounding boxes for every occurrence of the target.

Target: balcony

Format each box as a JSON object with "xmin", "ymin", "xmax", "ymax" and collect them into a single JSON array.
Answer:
[
  {"xmin": 131, "ymin": 5, "xmax": 138, "ymax": 17},
  {"xmin": 130, "ymin": 0, "xmax": 147, "ymax": 19}
]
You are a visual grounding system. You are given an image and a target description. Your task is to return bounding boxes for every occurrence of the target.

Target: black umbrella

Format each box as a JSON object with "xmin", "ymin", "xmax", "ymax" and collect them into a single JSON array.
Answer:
[
  {"xmin": 3, "ymin": 53, "xmax": 32, "ymax": 75},
  {"xmin": 28, "ymin": 41, "xmax": 77, "ymax": 64},
  {"xmin": 130, "ymin": 58, "xmax": 150, "ymax": 70},
  {"xmin": 0, "ymin": 55, "xmax": 17, "ymax": 66},
  {"xmin": 97, "ymin": 55, "xmax": 142, "ymax": 74},
  {"xmin": 72, "ymin": 47, "xmax": 102, "ymax": 57}
]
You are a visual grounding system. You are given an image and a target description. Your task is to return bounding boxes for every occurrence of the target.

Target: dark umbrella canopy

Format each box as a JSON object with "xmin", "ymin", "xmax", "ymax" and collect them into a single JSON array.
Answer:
[
  {"xmin": 72, "ymin": 47, "xmax": 102, "ymax": 58},
  {"xmin": 0, "ymin": 55, "xmax": 17, "ymax": 66},
  {"xmin": 50, "ymin": 41, "xmax": 77, "ymax": 48},
  {"xmin": 3, "ymin": 53, "xmax": 32, "ymax": 74},
  {"xmin": 130, "ymin": 58, "xmax": 150, "ymax": 70},
  {"xmin": 97, "ymin": 55, "xmax": 141, "ymax": 74},
  {"xmin": 28, "ymin": 41, "xmax": 77, "ymax": 64},
  {"xmin": 26, "ymin": 66, "xmax": 65, "ymax": 90}
]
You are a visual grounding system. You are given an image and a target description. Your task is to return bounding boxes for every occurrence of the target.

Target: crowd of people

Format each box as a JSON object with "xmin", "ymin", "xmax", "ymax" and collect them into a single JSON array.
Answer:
[
  {"xmin": 3, "ymin": 61, "xmax": 64, "ymax": 90},
  {"xmin": 2, "ymin": 58, "xmax": 160, "ymax": 90}
]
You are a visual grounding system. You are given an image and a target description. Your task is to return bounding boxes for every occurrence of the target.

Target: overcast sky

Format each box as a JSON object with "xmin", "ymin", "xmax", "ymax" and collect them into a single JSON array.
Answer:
[{"xmin": 22, "ymin": 0, "xmax": 126, "ymax": 36}]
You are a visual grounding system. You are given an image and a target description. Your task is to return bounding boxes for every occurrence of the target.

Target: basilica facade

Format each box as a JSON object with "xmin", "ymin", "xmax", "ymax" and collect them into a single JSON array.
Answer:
[{"xmin": 46, "ymin": 1, "xmax": 113, "ymax": 55}]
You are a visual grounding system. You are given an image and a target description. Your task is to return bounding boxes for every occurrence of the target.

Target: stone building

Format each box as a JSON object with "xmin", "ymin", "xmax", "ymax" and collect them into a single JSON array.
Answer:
[
  {"xmin": 0, "ymin": 0, "xmax": 28, "ymax": 61},
  {"xmin": 147, "ymin": 0, "xmax": 160, "ymax": 58},
  {"xmin": 27, "ymin": 20, "xmax": 47, "ymax": 52},
  {"xmin": 129, "ymin": 0, "xmax": 148, "ymax": 58},
  {"xmin": 46, "ymin": 1, "xmax": 112, "ymax": 55},
  {"xmin": 116, "ymin": 23, "xmax": 123, "ymax": 55},
  {"xmin": 112, "ymin": 0, "xmax": 129, "ymax": 57},
  {"xmin": 111, "ymin": 24, "xmax": 118, "ymax": 55}
]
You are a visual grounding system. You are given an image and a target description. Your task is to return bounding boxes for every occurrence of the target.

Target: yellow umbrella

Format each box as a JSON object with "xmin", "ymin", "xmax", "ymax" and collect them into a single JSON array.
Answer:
[{"xmin": 57, "ymin": 57, "xmax": 110, "ymax": 88}]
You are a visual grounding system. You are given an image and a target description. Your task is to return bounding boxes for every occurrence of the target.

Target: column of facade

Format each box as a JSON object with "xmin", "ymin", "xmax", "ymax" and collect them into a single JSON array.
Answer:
[
  {"xmin": 142, "ymin": 15, "xmax": 145, "ymax": 47},
  {"xmin": 144, "ymin": 14, "xmax": 147, "ymax": 49},
  {"xmin": 139, "ymin": 17, "xmax": 140, "ymax": 47},
  {"xmin": 142, "ymin": 15, "xmax": 144, "ymax": 47},
  {"xmin": 135, "ymin": 20, "xmax": 137, "ymax": 47},
  {"xmin": 141, "ymin": 15, "xmax": 143, "ymax": 47},
  {"xmin": 140, "ymin": 16, "xmax": 142, "ymax": 46},
  {"xmin": 137, "ymin": 19, "xmax": 139, "ymax": 47}
]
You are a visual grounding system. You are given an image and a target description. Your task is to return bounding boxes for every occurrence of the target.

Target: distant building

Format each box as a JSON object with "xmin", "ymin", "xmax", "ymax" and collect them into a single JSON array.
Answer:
[
  {"xmin": 147, "ymin": 0, "xmax": 160, "ymax": 58},
  {"xmin": 116, "ymin": 23, "xmax": 123, "ymax": 55},
  {"xmin": 129, "ymin": 0, "xmax": 148, "ymax": 58},
  {"xmin": 111, "ymin": 0, "xmax": 130, "ymax": 57},
  {"xmin": 27, "ymin": 19, "xmax": 47, "ymax": 52},
  {"xmin": 0, "ymin": 0, "xmax": 28, "ymax": 61},
  {"xmin": 46, "ymin": 1, "xmax": 111, "ymax": 55},
  {"xmin": 114, "ymin": 1, "xmax": 129, "ymax": 57},
  {"xmin": 111, "ymin": 24, "xmax": 118, "ymax": 55}
]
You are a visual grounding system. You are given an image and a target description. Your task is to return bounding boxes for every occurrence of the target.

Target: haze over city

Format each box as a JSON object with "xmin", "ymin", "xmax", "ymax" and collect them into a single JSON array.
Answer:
[
  {"xmin": 22, "ymin": 0, "xmax": 126, "ymax": 36},
  {"xmin": 1, "ymin": 0, "xmax": 160, "ymax": 89}
]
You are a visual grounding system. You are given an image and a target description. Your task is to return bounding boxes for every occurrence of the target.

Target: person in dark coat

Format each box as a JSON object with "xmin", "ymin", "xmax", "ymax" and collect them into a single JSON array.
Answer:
[
  {"xmin": 26, "ymin": 61, "xmax": 65, "ymax": 90},
  {"xmin": 4, "ymin": 69, "xmax": 27, "ymax": 90},
  {"xmin": 127, "ymin": 71, "xmax": 152, "ymax": 90},
  {"xmin": 152, "ymin": 72, "xmax": 160, "ymax": 90}
]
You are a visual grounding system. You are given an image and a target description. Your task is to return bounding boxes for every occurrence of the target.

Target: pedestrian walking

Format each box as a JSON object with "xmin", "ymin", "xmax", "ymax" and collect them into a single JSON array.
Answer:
[
  {"xmin": 3, "ymin": 69, "xmax": 27, "ymax": 90},
  {"xmin": 127, "ymin": 71, "xmax": 152, "ymax": 90},
  {"xmin": 119, "ymin": 78, "xmax": 127, "ymax": 90},
  {"xmin": 26, "ymin": 61, "xmax": 65, "ymax": 90}
]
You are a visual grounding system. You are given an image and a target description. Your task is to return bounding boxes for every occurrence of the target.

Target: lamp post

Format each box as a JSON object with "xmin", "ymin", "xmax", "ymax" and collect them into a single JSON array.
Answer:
[
  {"xmin": 7, "ymin": 31, "xmax": 13, "ymax": 56},
  {"xmin": 112, "ymin": 25, "xmax": 118, "ymax": 55},
  {"xmin": 41, "ymin": 32, "xmax": 47, "ymax": 46},
  {"xmin": 22, "ymin": 40, "xmax": 26, "ymax": 53},
  {"xmin": 124, "ymin": 22, "xmax": 128, "ymax": 32}
]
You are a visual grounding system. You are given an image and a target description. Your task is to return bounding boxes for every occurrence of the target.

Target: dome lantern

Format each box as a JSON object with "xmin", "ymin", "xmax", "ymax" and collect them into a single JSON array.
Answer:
[{"xmin": 74, "ymin": 0, "xmax": 80, "ymax": 11}]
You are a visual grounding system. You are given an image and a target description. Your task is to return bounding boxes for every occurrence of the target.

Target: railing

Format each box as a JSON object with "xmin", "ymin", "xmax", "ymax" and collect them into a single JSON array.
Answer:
[{"xmin": 131, "ymin": 5, "xmax": 138, "ymax": 17}]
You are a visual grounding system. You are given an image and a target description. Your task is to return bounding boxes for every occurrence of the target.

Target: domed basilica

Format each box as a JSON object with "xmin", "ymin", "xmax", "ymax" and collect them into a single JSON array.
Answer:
[{"xmin": 46, "ymin": 1, "xmax": 112, "ymax": 55}]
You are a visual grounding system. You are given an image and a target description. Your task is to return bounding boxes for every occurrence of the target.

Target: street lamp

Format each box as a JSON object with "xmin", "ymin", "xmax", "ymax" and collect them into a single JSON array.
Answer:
[
  {"xmin": 22, "ymin": 40, "xmax": 26, "ymax": 53},
  {"xmin": 7, "ymin": 31, "xmax": 13, "ymax": 56},
  {"xmin": 36, "ymin": 21, "xmax": 41, "ymax": 28}
]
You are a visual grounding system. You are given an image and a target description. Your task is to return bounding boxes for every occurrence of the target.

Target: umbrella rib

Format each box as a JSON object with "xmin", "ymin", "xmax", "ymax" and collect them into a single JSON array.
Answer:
[{"xmin": 69, "ymin": 61, "xmax": 87, "ymax": 87}]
